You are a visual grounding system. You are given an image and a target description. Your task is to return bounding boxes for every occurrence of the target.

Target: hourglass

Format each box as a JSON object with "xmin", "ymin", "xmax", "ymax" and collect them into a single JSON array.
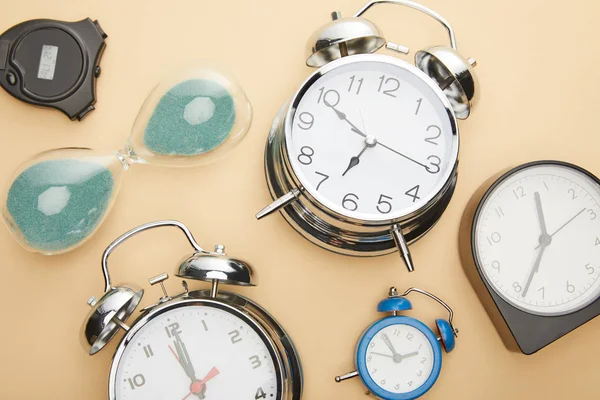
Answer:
[{"xmin": 2, "ymin": 61, "xmax": 252, "ymax": 255}]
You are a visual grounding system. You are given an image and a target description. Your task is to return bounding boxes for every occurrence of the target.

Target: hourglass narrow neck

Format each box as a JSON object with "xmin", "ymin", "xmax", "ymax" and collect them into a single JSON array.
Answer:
[{"xmin": 115, "ymin": 144, "xmax": 142, "ymax": 171}]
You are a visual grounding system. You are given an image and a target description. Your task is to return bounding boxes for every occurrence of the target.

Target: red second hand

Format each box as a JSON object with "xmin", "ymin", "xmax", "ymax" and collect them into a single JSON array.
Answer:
[
  {"xmin": 191, "ymin": 367, "xmax": 220, "ymax": 393},
  {"xmin": 180, "ymin": 367, "xmax": 220, "ymax": 399}
]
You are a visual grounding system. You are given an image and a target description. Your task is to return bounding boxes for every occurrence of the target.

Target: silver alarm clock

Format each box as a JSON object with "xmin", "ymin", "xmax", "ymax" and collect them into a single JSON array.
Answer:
[
  {"xmin": 256, "ymin": 0, "xmax": 479, "ymax": 272},
  {"xmin": 82, "ymin": 220, "xmax": 303, "ymax": 399}
]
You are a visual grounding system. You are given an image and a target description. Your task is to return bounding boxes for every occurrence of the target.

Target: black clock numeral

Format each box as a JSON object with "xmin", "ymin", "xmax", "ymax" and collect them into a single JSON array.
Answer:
[
  {"xmin": 586, "ymin": 263, "xmax": 595, "ymax": 275},
  {"xmin": 228, "ymin": 330, "xmax": 242, "ymax": 344},
  {"xmin": 415, "ymin": 98, "xmax": 423, "ymax": 115},
  {"xmin": 315, "ymin": 171, "xmax": 329, "ymax": 191},
  {"xmin": 567, "ymin": 281, "xmax": 575, "ymax": 293},
  {"xmin": 513, "ymin": 186, "xmax": 526, "ymax": 199},
  {"xmin": 491, "ymin": 260, "xmax": 500, "ymax": 272},
  {"xmin": 164, "ymin": 323, "xmax": 182, "ymax": 338},
  {"xmin": 425, "ymin": 155, "xmax": 441, "ymax": 174},
  {"xmin": 297, "ymin": 146, "xmax": 314, "ymax": 165},
  {"xmin": 348, "ymin": 75, "xmax": 364, "ymax": 94},
  {"xmin": 297, "ymin": 112, "xmax": 314, "ymax": 130},
  {"xmin": 537, "ymin": 287, "xmax": 545, "ymax": 299},
  {"xmin": 424, "ymin": 125, "xmax": 441, "ymax": 145},
  {"xmin": 588, "ymin": 209, "xmax": 597, "ymax": 220},
  {"xmin": 255, "ymin": 387, "xmax": 267, "ymax": 399},
  {"xmin": 342, "ymin": 193, "xmax": 359, "ymax": 211},
  {"xmin": 317, "ymin": 87, "xmax": 340, "ymax": 107},
  {"xmin": 143, "ymin": 345, "xmax": 154, "ymax": 358},
  {"xmin": 127, "ymin": 374, "xmax": 146, "ymax": 390},
  {"xmin": 487, "ymin": 232, "xmax": 502, "ymax": 246},
  {"xmin": 405, "ymin": 185, "xmax": 421, "ymax": 203},
  {"xmin": 249, "ymin": 355, "xmax": 262, "ymax": 369},
  {"xmin": 376, "ymin": 194, "xmax": 393, "ymax": 214},
  {"xmin": 378, "ymin": 75, "xmax": 400, "ymax": 97},
  {"xmin": 513, "ymin": 282, "xmax": 522, "ymax": 293},
  {"xmin": 568, "ymin": 188, "xmax": 578, "ymax": 200}
]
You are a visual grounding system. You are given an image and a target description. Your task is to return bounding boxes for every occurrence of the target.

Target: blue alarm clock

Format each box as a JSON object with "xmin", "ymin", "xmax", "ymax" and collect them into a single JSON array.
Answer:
[{"xmin": 335, "ymin": 287, "xmax": 458, "ymax": 400}]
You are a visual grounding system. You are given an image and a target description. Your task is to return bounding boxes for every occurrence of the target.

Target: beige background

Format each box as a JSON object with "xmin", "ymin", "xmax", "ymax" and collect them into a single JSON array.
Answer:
[{"xmin": 0, "ymin": 0, "xmax": 599, "ymax": 398}]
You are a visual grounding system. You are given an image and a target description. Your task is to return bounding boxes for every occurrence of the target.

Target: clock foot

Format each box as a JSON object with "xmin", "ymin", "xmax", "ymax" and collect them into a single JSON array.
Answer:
[
  {"xmin": 391, "ymin": 225, "xmax": 415, "ymax": 272},
  {"xmin": 335, "ymin": 370, "xmax": 358, "ymax": 383},
  {"xmin": 256, "ymin": 189, "xmax": 300, "ymax": 219}
]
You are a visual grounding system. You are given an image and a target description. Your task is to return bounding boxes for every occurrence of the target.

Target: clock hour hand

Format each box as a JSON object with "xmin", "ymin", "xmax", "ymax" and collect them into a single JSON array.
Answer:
[
  {"xmin": 399, "ymin": 351, "xmax": 420, "ymax": 359},
  {"xmin": 171, "ymin": 335, "xmax": 198, "ymax": 382},
  {"xmin": 342, "ymin": 137, "xmax": 377, "ymax": 177},
  {"xmin": 381, "ymin": 333, "xmax": 400, "ymax": 357},
  {"xmin": 523, "ymin": 193, "xmax": 551, "ymax": 297}
]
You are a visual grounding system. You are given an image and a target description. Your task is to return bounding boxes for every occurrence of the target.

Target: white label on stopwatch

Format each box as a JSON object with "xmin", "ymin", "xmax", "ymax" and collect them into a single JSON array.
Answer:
[
  {"xmin": 288, "ymin": 59, "xmax": 456, "ymax": 221},
  {"xmin": 365, "ymin": 324, "xmax": 435, "ymax": 394},
  {"xmin": 38, "ymin": 45, "xmax": 58, "ymax": 80},
  {"xmin": 474, "ymin": 163, "xmax": 600, "ymax": 316},
  {"xmin": 114, "ymin": 306, "xmax": 279, "ymax": 399}
]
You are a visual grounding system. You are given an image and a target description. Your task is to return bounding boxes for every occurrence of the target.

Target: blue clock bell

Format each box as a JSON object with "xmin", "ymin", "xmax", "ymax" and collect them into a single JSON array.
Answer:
[{"xmin": 335, "ymin": 287, "xmax": 458, "ymax": 400}]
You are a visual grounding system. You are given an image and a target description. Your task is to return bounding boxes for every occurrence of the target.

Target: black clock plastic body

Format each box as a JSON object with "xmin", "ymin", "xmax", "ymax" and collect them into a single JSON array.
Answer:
[
  {"xmin": 0, "ymin": 18, "xmax": 107, "ymax": 120},
  {"xmin": 460, "ymin": 161, "xmax": 600, "ymax": 355}
]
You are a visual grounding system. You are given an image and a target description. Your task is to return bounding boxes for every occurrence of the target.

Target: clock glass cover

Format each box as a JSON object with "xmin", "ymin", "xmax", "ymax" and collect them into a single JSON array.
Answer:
[
  {"xmin": 287, "ymin": 57, "xmax": 458, "ymax": 222},
  {"xmin": 473, "ymin": 162, "xmax": 600, "ymax": 316},
  {"xmin": 112, "ymin": 304, "xmax": 280, "ymax": 399},
  {"xmin": 364, "ymin": 323, "xmax": 435, "ymax": 394}
]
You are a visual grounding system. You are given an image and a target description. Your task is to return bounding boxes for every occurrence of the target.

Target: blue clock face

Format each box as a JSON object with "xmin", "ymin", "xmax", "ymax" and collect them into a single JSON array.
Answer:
[{"xmin": 356, "ymin": 317, "xmax": 442, "ymax": 400}]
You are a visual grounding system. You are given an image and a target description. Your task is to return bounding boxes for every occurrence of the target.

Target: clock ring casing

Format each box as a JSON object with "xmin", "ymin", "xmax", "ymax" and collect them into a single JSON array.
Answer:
[{"xmin": 263, "ymin": 54, "xmax": 459, "ymax": 256}]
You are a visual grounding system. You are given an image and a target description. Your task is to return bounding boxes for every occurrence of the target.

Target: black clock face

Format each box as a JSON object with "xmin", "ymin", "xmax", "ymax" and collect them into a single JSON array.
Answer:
[{"xmin": 471, "ymin": 161, "xmax": 600, "ymax": 354}]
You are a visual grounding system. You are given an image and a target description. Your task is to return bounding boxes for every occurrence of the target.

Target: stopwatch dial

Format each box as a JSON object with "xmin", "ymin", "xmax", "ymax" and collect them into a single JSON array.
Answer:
[
  {"xmin": 113, "ymin": 305, "xmax": 280, "ymax": 399},
  {"xmin": 473, "ymin": 162, "xmax": 600, "ymax": 316},
  {"xmin": 365, "ymin": 324, "xmax": 435, "ymax": 394},
  {"xmin": 287, "ymin": 57, "xmax": 457, "ymax": 222}
]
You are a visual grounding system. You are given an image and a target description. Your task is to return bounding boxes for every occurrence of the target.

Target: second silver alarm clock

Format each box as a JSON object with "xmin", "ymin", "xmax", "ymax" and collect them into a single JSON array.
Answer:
[{"xmin": 256, "ymin": 0, "xmax": 478, "ymax": 272}]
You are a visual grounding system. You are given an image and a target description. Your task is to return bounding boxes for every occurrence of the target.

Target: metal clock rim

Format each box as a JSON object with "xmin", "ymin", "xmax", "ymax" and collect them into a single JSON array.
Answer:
[
  {"xmin": 107, "ymin": 296, "xmax": 286, "ymax": 400},
  {"xmin": 281, "ymin": 53, "xmax": 460, "ymax": 225},
  {"xmin": 355, "ymin": 316, "xmax": 442, "ymax": 400},
  {"xmin": 470, "ymin": 159, "xmax": 600, "ymax": 317}
]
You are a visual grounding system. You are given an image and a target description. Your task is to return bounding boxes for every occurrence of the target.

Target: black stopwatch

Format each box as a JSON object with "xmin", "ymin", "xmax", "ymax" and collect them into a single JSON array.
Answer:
[{"xmin": 0, "ymin": 18, "xmax": 107, "ymax": 120}]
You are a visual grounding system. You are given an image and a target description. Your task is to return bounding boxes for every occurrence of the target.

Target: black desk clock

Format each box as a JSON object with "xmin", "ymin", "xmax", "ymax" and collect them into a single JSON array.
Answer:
[
  {"xmin": 460, "ymin": 161, "xmax": 600, "ymax": 354},
  {"xmin": 0, "ymin": 18, "xmax": 107, "ymax": 120}
]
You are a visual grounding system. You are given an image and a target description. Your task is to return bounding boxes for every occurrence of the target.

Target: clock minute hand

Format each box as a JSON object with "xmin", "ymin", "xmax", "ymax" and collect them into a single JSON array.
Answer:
[
  {"xmin": 534, "ymin": 207, "xmax": 586, "ymax": 250},
  {"xmin": 174, "ymin": 335, "xmax": 197, "ymax": 382},
  {"xmin": 377, "ymin": 141, "xmax": 429, "ymax": 170},
  {"xmin": 327, "ymin": 104, "xmax": 367, "ymax": 138}
]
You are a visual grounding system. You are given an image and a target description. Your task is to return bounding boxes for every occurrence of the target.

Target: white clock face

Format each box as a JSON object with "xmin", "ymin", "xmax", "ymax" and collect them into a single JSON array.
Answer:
[
  {"xmin": 287, "ymin": 56, "xmax": 457, "ymax": 222},
  {"xmin": 113, "ymin": 304, "xmax": 280, "ymax": 400},
  {"xmin": 365, "ymin": 324, "xmax": 435, "ymax": 394},
  {"xmin": 473, "ymin": 162, "xmax": 600, "ymax": 316}
]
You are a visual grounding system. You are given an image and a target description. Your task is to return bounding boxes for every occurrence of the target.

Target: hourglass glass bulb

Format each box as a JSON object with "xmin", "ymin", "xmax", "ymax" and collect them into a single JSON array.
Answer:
[
  {"xmin": 2, "ymin": 148, "xmax": 124, "ymax": 254},
  {"xmin": 126, "ymin": 60, "xmax": 252, "ymax": 167},
  {"xmin": 2, "ymin": 61, "xmax": 252, "ymax": 255}
]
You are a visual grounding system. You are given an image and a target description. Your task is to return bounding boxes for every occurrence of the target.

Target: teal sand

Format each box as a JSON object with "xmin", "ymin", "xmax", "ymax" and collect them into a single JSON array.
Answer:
[
  {"xmin": 143, "ymin": 79, "xmax": 236, "ymax": 156},
  {"xmin": 5, "ymin": 159, "xmax": 114, "ymax": 253}
]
